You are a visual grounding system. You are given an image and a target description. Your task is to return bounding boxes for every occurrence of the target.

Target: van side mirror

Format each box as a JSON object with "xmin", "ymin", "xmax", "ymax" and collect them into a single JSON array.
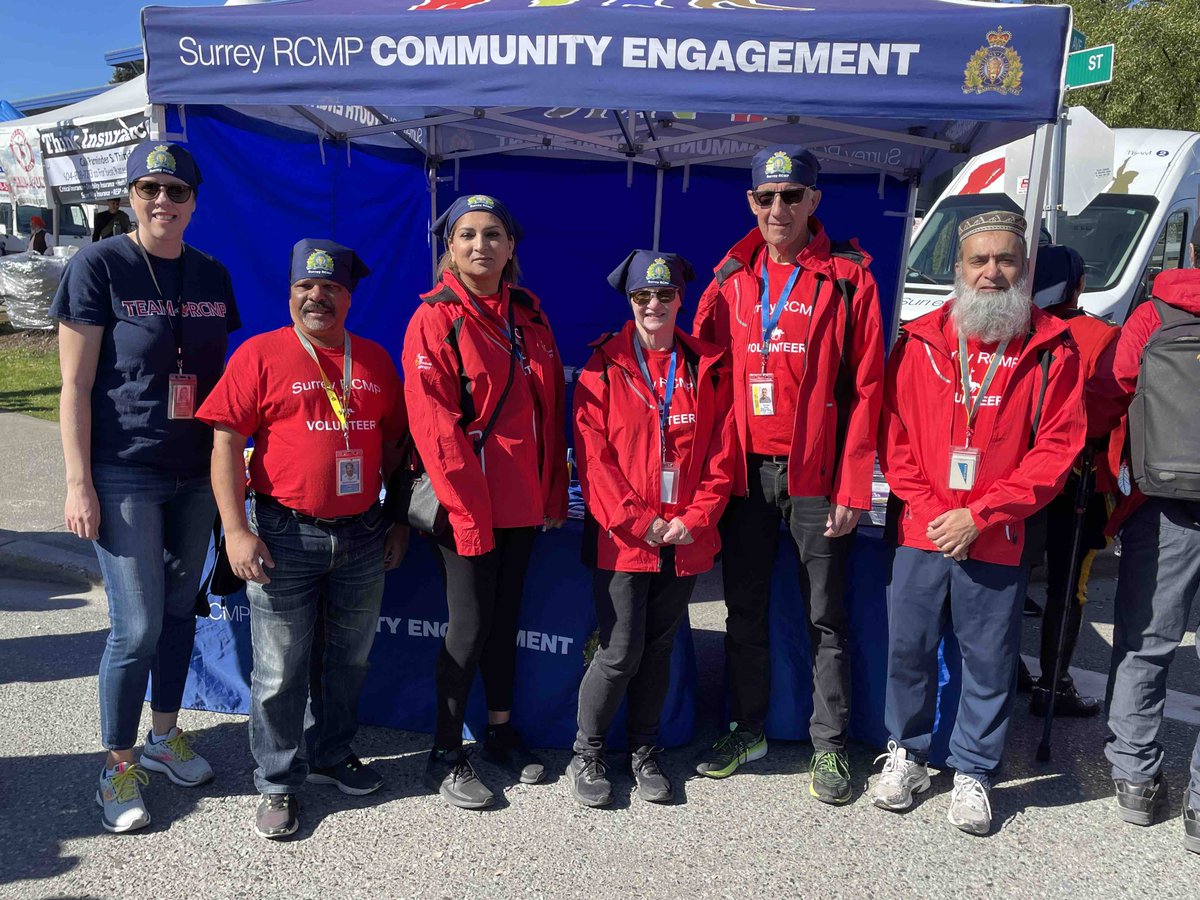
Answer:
[{"xmin": 1140, "ymin": 266, "xmax": 1163, "ymax": 303}]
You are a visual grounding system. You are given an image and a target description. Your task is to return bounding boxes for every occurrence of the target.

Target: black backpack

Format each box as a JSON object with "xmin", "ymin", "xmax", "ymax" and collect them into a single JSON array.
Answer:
[{"xmin": 1128, "ymin": 296, "xmax": 1200, "ymax": 500}]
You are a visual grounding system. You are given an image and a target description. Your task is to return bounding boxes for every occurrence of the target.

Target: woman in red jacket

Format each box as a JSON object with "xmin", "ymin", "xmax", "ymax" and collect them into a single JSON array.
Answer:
[
  {"xmin": 402, "ymin": 194, "xmax": 567, "ymax": 810},
  {"xmin": 569, "ymin": 250, "xmax": 736, "ymax": 808}
]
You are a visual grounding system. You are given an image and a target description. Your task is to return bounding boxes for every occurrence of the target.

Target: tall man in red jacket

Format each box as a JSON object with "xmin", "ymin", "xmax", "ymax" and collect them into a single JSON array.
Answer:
[
  {"xmin": 692, "ymin": 145, "xmax": 885, "ymax": 804},
  {"xmin": 874, "ymin": 212, "xmax": 1084, "ymax": 836}
]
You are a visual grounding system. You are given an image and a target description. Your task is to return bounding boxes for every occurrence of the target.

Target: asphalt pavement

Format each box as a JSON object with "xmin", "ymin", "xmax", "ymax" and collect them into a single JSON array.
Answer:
[{"xmin": 1, "ymin": 409, "xmax": 1199, "ymax": 900}]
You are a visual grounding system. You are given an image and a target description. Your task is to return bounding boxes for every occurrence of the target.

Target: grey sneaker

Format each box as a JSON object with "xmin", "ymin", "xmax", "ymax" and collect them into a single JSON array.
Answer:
[
  {"xmin": 629, "ymin": 746, "xmax": 672, "ymax": 804},
  {"xmin": 1184, "ymin": 803, "xmax": 1200, "ymax": 855},
  {"xmin": 255, "ymin": 793, "xmax": 299, "ymax": 840},
  {"xmin": 426, "ymin": 750, "xmax": 494, "ymax": 810},
  {"xmin": 96, "ymin": 762, "xmax": 151, "ymax": 834},
  {"xmin": 567, "ymin": 753, "xmax": 613, "ymax": 808},
  {"xmin": 307, "ymin": 754, "xmax": 383, "ymax": 796},
  {"xmin": 139, "ymin": 728, "xmax": 213, "ymax": 787},
  {"xmin": 871, "ymin": 740, "xmax": 930, "ymax": 811},
  {"xmin": 1114, "ymin": 776, "xmax": 1168, "ymax": 826},
  {"xmin": 947, "ymin": 772, "xmax": 992, "ymax": 836}
]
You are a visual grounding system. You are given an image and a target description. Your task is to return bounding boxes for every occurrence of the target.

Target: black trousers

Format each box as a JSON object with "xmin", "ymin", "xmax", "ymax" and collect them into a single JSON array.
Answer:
[
  {"xmin": 433, "ymin": 527, "xmax": 535, "ymax": 750},
  {"xmin": 721, "ymin": 455, "xmax": 854, "ymax": 749},
  {"xmin": 574, "ymin": 549, "xmax": 697, "ymax": 755},
  {"xmin": 1039, "ymin": 488, "xmax": 1109, "ymax": 686}
]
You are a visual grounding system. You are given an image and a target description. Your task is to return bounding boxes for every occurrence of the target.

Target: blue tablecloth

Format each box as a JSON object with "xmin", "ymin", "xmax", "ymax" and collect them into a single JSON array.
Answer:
[{"xmin": 180, "ymin": 522, "xmax": 962, "ymax": 761}]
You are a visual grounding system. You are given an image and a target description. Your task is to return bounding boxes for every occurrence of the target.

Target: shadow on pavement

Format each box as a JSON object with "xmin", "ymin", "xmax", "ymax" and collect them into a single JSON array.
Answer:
[{"xmin": 0, "ymin": 628, "xmax": 108, "ymax": 685}]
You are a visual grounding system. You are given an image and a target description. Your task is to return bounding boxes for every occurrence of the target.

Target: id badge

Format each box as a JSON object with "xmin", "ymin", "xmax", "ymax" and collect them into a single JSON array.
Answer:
[
  {"xmin": 661, "ymin": 461, "xmax": 681, "ymax": 505},
  {"xmin": 948, "ymin": 446, "xmax": 980, "ymax": 491},
  {"xmin": 749, "ymin": 373, "xmax": 775, "ymax": 417},
  {"xmin": 335, "ymin": 448, "xmax": 364, "ymax": 496},
  {"xmin": 167, "ymin": 373, "xmax": 197, "ymax": 420}
]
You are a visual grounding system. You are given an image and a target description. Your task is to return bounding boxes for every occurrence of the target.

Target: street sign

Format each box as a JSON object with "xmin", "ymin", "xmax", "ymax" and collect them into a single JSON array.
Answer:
[
  {"xmin": 1066, "ymin": 44, "xmax": 1115, "ymax": 89},
  {"xmin": 1060, "ymin": 105, "xmax": 1115, "ymax": 215},
  {"xmin": 1070, "ymin": 29, "xmax": 1087, "ymax": 53}
]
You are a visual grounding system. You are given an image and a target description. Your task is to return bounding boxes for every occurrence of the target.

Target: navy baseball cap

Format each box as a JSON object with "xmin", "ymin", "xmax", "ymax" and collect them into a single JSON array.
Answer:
[
  {"xmin": 432, "ymin": 194, "xmax": 522, "ymax": 245},
  {"xmin": 608, "ymin": 249, "xmax": 695, "ymax": 296},
  {"xmin": 751, "ymin": 145, "xmax": 820, "ymax": 188},
  {"xmin": 290, "ymin": 239, "xmax": 371, "ymax": 293},
  {"xmin": 126, "ymin": 141, "xmax": 201, "ymax": 188}
]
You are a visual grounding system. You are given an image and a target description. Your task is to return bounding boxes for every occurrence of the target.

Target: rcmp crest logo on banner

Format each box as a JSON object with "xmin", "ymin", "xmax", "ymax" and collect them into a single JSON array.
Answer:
[
  {"xmin": 963, "ymin": 26, "xmax": 1023, "ymax": 96},
  {"xmin": 763, "ymin": 151, "xmax": 793, "ymax": 178},
  {"xmin": 306, "ymin": 249, "xmax": 336, "ymax": 277},
  {"xmin": 646, "ymin": 257, "xmax": 671, "ymax": 285},
  {"xmin": 146, "ymin": 144, "xmax": 177, "ymax": 174}
]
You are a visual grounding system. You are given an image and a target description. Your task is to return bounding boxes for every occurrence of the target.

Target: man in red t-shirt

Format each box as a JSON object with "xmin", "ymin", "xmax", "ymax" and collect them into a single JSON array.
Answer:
[
  {"xmin": 197, "ymin": 239, "xmax": 408, "ymax": 840},
  {"xmin": 874, "ymin": 212, "xmax": 1084, "ymax": 836}
]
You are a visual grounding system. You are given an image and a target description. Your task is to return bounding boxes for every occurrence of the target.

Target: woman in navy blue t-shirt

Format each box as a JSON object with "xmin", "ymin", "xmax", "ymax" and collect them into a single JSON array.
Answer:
[{"xmin": 51, "ymin": 141, "xmax": 239, "ymax": 834}]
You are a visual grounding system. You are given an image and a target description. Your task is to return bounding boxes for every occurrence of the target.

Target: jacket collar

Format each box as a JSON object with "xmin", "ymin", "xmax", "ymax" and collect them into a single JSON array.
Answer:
[
  {"xmin": 903, "ymin": 299, "xmax": 1071, "ymax": 358},
  {"xmin": 715, "ymin": 216, "xmax": 835, "ymax": 279},
  {"xmin": 592, "ymin": 321, "xmax": 721, "ymax": 375},
  {"xmin": 419, "ymin": 270, "xmax": 541, "ymax": 318}
]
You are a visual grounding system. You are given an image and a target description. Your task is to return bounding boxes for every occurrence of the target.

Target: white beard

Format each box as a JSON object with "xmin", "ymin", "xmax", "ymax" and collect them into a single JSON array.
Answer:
[{"xmin": 952, "ymin": 273, "xmax": 1031, "ymax": 343}]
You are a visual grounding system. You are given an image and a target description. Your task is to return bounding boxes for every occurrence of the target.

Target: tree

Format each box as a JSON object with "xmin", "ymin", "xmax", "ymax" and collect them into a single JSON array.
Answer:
[{"xmin": 1025, "ymin": 0, "xmax": 1200, "ymax": 132}]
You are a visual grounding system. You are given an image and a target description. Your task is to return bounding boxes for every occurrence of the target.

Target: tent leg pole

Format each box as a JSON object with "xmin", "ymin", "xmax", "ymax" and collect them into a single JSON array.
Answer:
[
  {"xmin": 888, "ymin": 178, "xmax": 919, "ymax": 345},
  {"xmin": 652, "ymin": 169, "xmax": 664, "ymax": 251},
  {"xmin": 1022, "ymin": 123, "xmax": 1054, "ymax": 292},
  {"xmin": 429, "ymin": 127, "xmax": 439, "ymax": 285}
]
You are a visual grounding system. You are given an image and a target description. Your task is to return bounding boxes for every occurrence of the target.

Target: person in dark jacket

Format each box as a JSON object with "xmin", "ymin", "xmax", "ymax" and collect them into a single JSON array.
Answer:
[
  {"xmin": 93, "ymin": 198, "xmax": 132, "ymax": 241},
  {"xmin": 569, "ymin": 250, "xmax": 736, "ymax": 808}
]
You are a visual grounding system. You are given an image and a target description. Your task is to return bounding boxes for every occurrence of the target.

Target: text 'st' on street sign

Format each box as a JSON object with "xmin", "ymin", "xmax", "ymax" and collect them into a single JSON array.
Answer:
[{"xmin": 1066, "ymin": 44, "xmax": 1114, "ymax": 90}]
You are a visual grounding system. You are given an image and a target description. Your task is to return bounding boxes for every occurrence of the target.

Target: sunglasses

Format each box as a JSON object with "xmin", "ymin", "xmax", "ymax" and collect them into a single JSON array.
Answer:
[
  {"xmin": 630, "ymin": 289, "xmax": 679, "ymax": 306},
  {"xmin": 752, "ymin": 187, "xmax": 809, "ymax": 208},
  {"xmin": 132, "ymin": 180, "xmax": 194, "ymax": 203}
]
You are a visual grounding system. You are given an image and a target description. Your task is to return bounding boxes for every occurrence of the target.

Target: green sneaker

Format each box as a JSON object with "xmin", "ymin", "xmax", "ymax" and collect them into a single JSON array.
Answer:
[
  {"xmin": 695, "ymin": 723, "xmax": 766, "ymax": 778},
  {"xmin": 809, "ymin": 749, "xmax": 852, "ymax": 804}
]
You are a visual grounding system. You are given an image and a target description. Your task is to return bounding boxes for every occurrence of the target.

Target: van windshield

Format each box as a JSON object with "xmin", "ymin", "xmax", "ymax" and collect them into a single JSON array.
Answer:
[
  {"xmin": 906, "ymin": 194, "xmax": 1158, "ymax": 292},
  {"xmin": 16, "ymin": 204, "xmax": 90, "ymax": 237}
]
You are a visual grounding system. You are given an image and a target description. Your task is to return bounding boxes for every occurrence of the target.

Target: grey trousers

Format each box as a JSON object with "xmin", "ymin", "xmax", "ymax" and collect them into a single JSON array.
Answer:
[{"xmin": 1104, "ymin": 498, "xmax": 1200, "ymax": 807}]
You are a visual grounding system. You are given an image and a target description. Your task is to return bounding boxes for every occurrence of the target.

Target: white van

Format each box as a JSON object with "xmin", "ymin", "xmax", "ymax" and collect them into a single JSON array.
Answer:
[
  {"xmin": 902, "ymin": 129, "xmax": 1200, "ymax": 325},
  {"xmin": 0, "ymin": 172, "xmax": 93, "ymax": 255}
]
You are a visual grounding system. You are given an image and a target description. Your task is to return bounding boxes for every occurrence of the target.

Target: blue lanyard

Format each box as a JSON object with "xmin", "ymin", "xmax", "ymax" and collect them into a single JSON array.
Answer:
[
  {"xmin": 633, "ymin": 339, "xmax": 677, "ymax": 460},
  {"xmin": 760, "ymin": 255, "xmax": 801, "ymax": 371}
]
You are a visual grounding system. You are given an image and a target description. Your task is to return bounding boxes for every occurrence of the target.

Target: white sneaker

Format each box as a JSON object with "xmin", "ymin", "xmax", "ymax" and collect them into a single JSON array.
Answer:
[
  {"xmin": 948, "ymin": 772, "xmax": 993, "ymax": 836},
  {"xmin": 96, "ymin": 762, "xmax": 151, "ymax": 833},
  {"xmin": 139, "ymin": 727, "xmax": 214, "ymax": 786},
  {"xmin": 871, "ymin": 740, "xmax": 931, "ymax": 811}
]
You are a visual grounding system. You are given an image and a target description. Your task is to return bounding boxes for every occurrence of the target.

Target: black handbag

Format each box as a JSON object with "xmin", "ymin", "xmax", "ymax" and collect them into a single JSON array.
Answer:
[
  {"xmin": 387, "ymin": 299, "xmax": 519, "ymax": 536},
  {"xmin": 193, "ymin": 515, "xmax": 247, "ymax": 615}
]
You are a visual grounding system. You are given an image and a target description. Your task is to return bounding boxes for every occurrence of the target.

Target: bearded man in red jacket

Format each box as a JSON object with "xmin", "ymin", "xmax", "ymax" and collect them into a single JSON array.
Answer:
[{"xmin": 873, "ymin": 211, "xmax": 1084, "ymax": 836}]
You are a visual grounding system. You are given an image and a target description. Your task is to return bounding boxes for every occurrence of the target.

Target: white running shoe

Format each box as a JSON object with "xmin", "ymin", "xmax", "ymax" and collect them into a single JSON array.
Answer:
[
  {"xmin": 140, "ymin": 727, "xmax": 214, "ymax": 787},
  {"xmin": 948, "ymin": 772, "xmax": 993, "ymax": 836},
  {"xmin": 871, "ymin": 740, "xmax": 931, "ymax": 811},
  {"xmin": 96, "ymin": 762, "xmax": 151, "ymax": 834}
]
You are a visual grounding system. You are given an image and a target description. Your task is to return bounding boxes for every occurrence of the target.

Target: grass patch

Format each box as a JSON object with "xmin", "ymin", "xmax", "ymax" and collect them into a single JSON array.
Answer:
[{"xmin": 0, "ymin": 326, "xmax": 61, "ymax": 421}]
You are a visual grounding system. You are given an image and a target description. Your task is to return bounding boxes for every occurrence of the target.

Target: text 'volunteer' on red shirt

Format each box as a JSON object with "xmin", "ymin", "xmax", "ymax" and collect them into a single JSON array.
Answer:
[{"xmin": 197, "ymin": 326, "xmax": 407, "ymax": 519}]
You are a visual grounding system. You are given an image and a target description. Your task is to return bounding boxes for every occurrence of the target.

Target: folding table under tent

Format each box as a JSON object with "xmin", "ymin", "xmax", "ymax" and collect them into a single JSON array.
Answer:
[{"xmin": 138, "ymin": 0, "xmax": 1073, "ymax": 755}]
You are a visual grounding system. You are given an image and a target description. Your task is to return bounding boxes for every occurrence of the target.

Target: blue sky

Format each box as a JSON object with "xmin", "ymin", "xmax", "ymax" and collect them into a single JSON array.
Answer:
[{"xmin": 0, "ymin": 0, "xmax": 215, "ymax": 104}]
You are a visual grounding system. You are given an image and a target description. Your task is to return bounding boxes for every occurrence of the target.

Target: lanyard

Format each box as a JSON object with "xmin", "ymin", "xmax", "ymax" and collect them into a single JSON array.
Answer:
[
  {"xmin": 294, "ymin": 327, "xmax": 353, "ymax": 449},
  {"xmin": 464, "ymin": 289, "xmax": 523, "ymax": 365},
  {"xmin": 135, "ymin": 232, "xmax": 186, "ymax": 373},
  {"xmin": 632, "ymin": 338, "xmax": 677, "ymax": 461},
  {"xmin": 956, "ymin": 332, "xmax": 1010, "ymax": 446},
  {"xmin": 759, "ymin": 255, "xmax": 802, "ymax": 372}
]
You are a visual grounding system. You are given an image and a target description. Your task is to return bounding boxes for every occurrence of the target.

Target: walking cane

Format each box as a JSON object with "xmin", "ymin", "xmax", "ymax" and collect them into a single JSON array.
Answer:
[{"xmin": 1036, "ymin": 443, "xmax": 1096, "ymax": 763}]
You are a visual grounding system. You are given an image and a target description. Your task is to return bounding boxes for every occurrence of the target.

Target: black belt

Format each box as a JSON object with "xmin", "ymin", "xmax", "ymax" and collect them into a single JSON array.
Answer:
[
  {"xmin": 254, "ymin": 493, "xmax": 372, "ymax": 527},
  {"xmin": 748, "ymin": 453, "xmax": 789, "ymax": 465}
]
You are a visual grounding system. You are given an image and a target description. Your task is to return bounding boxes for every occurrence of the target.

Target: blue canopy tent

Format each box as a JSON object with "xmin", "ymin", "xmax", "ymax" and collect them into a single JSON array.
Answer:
[{"xmin": 139, "ymin": 0, "xmax": 1074, "ymax": 753}]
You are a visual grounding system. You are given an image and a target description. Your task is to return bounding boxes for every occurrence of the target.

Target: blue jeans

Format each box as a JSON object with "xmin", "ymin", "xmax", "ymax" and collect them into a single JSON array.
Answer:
[
  {"xmin": 92, "ymin": 463, "xmax": 216, "ymax": 751},
  {"xmin": 247, "ymin": 498, "xmax": 387, "ymax": 794},
  {"xmin": 1105, "ymin": 499, "xmax": 1200, "ymax": 807},
  {"xmin": 884, "ymin": 546, "xmax": 1026, "ymax": 778}
]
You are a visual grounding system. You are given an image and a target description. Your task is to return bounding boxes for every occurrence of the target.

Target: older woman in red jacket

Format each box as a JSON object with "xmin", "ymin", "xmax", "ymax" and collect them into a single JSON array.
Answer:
[
  {"xmin": 569, "ymin": 250, "xmax": 736, "ymax": 808},
  {"xmin": 402, "ymin": 194, "xmax": 568, "ymax": 810}
]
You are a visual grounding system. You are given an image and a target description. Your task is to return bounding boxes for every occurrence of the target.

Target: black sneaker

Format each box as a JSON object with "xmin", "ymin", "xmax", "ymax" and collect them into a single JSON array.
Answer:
[
  {"xmin": 307, "ymin": 754, "xmax": 384, "ymax": 795},
  {"xmin": 629, "ymin": 746, "xmax": 672, "ymax": 804},
  {"xmin": 1114, "ymin": 775, "xmax": 1167, "ymax": 826},
  {"xmin": 255, "ymin": 793, "xmax": 299, "ymax": 840},
  {"xmin": 482, "ymin": 724, "xmax": 546, "ymax": 784},
  {"xmin": 694, "ymin": 723, "xmax": 767, "ymax": 778},
  {"xmin": 1023, "ymin": 595, "xmax": 1042, "ymax": 618},
  {"xmin": 809, "ymin": 749, "xmax": 852, "ymax": 805},
  {"xmin": 1016, "ymin": 658, "xmax": 1036, "ymax": 694},
  {"xmin": 1184, "ymin": 803, "xmax": 1200, "ymax": 855},
  {"xmin": 567, "ymin": 753, "xmax": 613, "ymax": 808},
  {"xmin": 425, "ymin": 750, "xmax": 494, "ymax": 810},
  {"xmin": 1029, "ymin": 681, "xmax": 1100, "ymax": 718}
]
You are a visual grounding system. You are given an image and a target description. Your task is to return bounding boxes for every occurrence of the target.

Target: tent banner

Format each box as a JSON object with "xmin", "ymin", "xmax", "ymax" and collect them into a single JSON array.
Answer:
[
  {"xmin": 40, "ymin": 111, "xmax": 150, "ymax": 204},
  {"xmin": 0, "ymin": 126, "xmax": 49, "ymax": 206},
  {"xmin": 143, "ymin": 0, "xmax": 1069, "ymax": 122}
]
